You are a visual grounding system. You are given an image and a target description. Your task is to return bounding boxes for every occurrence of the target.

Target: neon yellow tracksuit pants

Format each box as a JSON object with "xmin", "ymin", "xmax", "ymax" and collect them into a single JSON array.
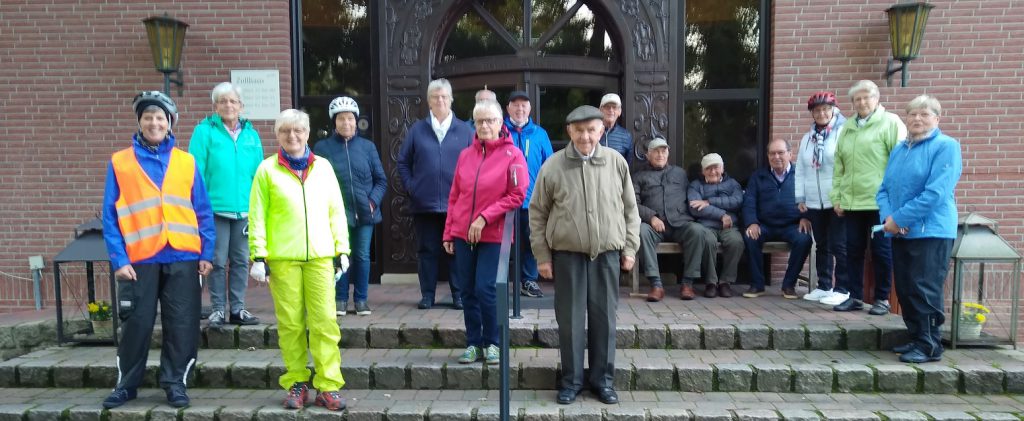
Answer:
[{"xmin": 268, "ymin": 257, "xmax": 345, "ymax": 391}]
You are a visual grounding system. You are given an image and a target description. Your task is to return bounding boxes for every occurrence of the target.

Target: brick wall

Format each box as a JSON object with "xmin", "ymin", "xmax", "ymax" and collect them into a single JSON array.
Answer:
[{"xmin": 0, "ymin": 0, "xmax": 292, "ymax": 311}]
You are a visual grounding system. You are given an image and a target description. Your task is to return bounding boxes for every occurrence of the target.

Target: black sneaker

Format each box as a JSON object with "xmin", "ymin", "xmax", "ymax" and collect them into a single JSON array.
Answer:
[
  {"xmin": 208, "ymin": 310, "xmax": 225, "ymax": 329},
  {"xmin": 521, "ymin": 280, "xmax": 544, "ymax": 297},
  {"xmin": 452, "ymin": 297, "xmax": 464, "ymax": 310},
  {"xmin": 229, "ymin": 309, "xmax": 259, "ymax": 325},
  {"xmin": 868, "ymin": 300, "xmax": 891, "ymax": 316},
  {"xmin": 417, "ymin": 297, "xmax": 433, "ymax": 309},
  {"xmin": 354, "ymin": 301, "xmax": 372, "ymax": 316},
  {"xmin": 165, "ymin": 384, "xmax": 190, "ymax": 408},
  {"xmin": 102, "ymin": 388, "xmax": 137, "ymax": 409}
]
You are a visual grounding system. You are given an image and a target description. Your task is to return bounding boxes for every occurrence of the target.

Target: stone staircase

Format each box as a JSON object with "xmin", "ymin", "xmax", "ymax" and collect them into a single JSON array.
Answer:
[{"xmin": 3, "ymin": 285, "xmax": 1024, "ymax": 420}]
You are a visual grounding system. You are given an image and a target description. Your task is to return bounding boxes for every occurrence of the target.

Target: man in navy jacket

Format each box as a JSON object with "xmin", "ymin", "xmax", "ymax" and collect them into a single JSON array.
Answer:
[
  {"xmin": 741, "ymin": 138, "xmax": 813, "ymax": 299},
  {"xmin": 397, "ymin": 78, "xmax": 473, "ymax": 309}
]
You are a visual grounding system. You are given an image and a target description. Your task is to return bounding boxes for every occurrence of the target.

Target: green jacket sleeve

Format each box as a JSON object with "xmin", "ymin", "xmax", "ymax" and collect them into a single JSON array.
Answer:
[{"xmin": 248, "ymin": 163, "xmax": 270, "ymax": 259}]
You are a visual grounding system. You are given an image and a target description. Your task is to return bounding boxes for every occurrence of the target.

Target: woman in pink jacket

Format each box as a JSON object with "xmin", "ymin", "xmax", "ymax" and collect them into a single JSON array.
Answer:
[{"xmin": 443, "ymin": 99, "xmax": 528, "ymax": 365}]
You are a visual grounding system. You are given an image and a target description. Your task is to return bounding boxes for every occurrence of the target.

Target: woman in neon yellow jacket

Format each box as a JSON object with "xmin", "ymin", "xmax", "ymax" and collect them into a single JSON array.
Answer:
[{"xmin": 248, "ymin": 109, "xmax": 350, "ymax": 411}]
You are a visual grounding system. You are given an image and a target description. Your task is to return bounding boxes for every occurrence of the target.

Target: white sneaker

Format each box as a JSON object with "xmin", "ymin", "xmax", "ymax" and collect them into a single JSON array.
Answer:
[
  {"xmin": 819, "ymin": 291, "xmax": 850, "ymax": 306},
  {"xmin": 803, "ymin": 288, "xmax": 832, "ymax": 302}
]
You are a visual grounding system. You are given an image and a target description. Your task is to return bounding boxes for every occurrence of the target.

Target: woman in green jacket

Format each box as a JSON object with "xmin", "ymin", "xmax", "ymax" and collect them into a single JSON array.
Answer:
[
  {"xmin": 188, "ymin": 82, "xmax": 265, "ymax": 328},
  {"xmin": 829, "ymin": 80, "xmax": 907, "ymax": 315}
]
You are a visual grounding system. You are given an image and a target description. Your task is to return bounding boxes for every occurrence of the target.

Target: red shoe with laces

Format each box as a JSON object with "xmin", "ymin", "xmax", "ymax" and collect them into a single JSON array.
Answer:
[
  {"xmin": 315, "ymin": 390, "xmax": 347, "ymax": 411},
  {"xmin": 283, "ymin": 382, "xmax": 309, "ymax": 409}
]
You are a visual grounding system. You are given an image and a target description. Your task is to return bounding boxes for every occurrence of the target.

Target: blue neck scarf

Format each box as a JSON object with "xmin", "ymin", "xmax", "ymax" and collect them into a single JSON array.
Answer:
[{"xmin": 282, "ymin": 146, "xmax": 311, "ymax": 170}]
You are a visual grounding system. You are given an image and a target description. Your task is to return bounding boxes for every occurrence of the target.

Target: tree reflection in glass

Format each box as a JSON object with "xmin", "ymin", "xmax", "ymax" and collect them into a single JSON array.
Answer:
[
  {"xmin": 683, "ymin": 100, "xmax": 759, "ymax": 185},
  {"xmin": 684, "ymin": 0, "xmax": 760, "ymax": 90},
  {"xmin": 302, "ymin": 0, "xmax": 372, "ymax": 97}
]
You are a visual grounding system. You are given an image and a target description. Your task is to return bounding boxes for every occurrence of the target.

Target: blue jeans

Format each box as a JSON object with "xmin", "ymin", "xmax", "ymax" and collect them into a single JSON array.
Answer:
[
  {"xmin": 805, "ymin": 208, "xmax": 848, "ymax": 292},
  {"xmin": 840, "ymin": 210, "xmax": 893, "ymax": 301},
  {"xmin": 892, "ymin": 238, "xmax": 953, "ymax": 355},
  {"xmin": 517, "ymin": 209, "xmax": 538, "ymax": 282},
  {"xmin": 336, "ymin": 224, "xmax": 373, "ymax": 303},
  {"xmin": 743, "ymin": 224, "xmax": 812, "ymax": 290},
  {"xmin": 453, "ymin": 239, "xmax": 500, "ymax": 348},
  {"xmin": 414, "ymin": 213, "xmax": 460, "ymax": 303},
  {"xmin": 210, "ymin": 216, "xmax": 250, "ymax": 313}
]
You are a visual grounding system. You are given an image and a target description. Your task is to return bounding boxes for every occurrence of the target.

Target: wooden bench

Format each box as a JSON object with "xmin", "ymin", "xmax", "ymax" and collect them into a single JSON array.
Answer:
[{"xmin": 629, "ymin": 241, "xmax": 817, "ymax": 296}]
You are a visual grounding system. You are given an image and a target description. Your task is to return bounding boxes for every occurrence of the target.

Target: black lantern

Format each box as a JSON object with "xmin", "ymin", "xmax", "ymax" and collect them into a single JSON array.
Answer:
[
  {"xmin": 142, "ymin": 14, "xmax": 189, "ymax": 96},
  {"xmin": 884, "ymin": 2, "xmax": 934, "ymax": 87}
]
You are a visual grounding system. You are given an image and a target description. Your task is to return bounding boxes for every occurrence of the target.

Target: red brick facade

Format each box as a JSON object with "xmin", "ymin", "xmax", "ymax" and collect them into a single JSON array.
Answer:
[{"xmin": 1, "ymin": 0, "xmax": 1021, "ymax": 312}]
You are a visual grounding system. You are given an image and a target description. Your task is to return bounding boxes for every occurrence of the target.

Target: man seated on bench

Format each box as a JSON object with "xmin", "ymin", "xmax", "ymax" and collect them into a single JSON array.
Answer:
[
  {"xmin": 742, "ymin": 138, "xmax": 813, "ymax": 299},
  {"xmin": 633, "ymin": 137, "xmax": 708, "ymax": 301},
  {"xmin": 687, "ymin": 153, "xmax": 744, "ymax": 298}
]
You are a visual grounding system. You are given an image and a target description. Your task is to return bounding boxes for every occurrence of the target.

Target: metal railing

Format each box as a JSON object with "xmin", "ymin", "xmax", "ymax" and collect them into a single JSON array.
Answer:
[{"xmin": 495, "ymin": 209, "xmax": 516, "ymax": 421}]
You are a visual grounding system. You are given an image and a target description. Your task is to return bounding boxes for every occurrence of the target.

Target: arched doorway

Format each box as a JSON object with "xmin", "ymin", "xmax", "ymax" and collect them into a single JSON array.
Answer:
[{"xmin": 377, "ymin": 0, "xmax": 672, "ymax": 272}]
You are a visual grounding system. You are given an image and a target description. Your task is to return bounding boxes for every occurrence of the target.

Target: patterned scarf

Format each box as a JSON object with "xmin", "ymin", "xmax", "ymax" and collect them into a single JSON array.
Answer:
[{"xmin": 809, "ymin": 113, "xmax": 838, "ymax": 169}]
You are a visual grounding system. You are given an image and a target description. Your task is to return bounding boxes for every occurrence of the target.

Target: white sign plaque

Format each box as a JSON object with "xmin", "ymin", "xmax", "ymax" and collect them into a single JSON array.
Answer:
[{"xmin": 230, "ymin": 69, "xmax": 280, "ymax": 120}]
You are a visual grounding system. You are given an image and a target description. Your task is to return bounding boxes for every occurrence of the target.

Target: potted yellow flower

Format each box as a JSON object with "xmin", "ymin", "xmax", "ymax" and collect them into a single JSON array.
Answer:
[
  {"xmin": 88, "ymin": 300, "xmax": 113, "ymax": 336},
  {"xmin": 959, "ymin": 302, "xmax": 990, "ymax": 339}
]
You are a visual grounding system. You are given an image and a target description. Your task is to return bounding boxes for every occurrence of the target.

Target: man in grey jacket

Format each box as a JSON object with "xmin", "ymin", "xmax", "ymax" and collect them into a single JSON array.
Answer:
[
  {"xmin": 633, "ymin": 138, "xmax": 705, "ymax": 301},
  {"xmin": 687, "ymin": 153, "xmax": 744, "ymax": 298},
  {"xmin": 530, "ymin": 105, "xmax": 640, "ymax": 406}
]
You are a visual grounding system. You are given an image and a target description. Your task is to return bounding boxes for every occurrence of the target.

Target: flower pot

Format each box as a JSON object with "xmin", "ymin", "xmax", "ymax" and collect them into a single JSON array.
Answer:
[
  {"xmin": 958, "ymin": 321, "xmax": 983, "ymax": 339},
  {"xmin": 91, "ymin": 319, "xmax": 113, "ymax": 337}
]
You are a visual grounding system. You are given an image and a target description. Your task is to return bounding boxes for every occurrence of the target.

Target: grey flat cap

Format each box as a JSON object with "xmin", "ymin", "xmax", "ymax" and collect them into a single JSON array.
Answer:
[{"xmin": 565, "ymin": 105, "xmax": 603, "ymax": 124}]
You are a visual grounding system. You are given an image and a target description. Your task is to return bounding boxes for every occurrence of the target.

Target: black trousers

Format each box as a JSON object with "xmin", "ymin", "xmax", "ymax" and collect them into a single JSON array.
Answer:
[
  {"xmin": 892, "ymin": 238, "xmax": 953, "ymax": 355},
  {"xmin": 552, "ymin": 250, "xmax": 619, "ymax": 391},
  {"xmin": 413, "ymin": 213, "xmax": 460, "ymax": 302},
  {"xmin": 115, "ymin": 260, "xmax": 201, "ymax": 390}
]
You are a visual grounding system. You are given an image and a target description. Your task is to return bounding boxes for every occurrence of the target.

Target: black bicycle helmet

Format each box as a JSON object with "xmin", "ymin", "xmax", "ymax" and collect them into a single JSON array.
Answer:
[{"xmin": 132, "ymin": 91, "xmax": 178, "ymax": 127}]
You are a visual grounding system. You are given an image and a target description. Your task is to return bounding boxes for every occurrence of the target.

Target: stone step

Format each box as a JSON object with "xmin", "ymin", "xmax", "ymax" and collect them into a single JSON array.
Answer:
[
  {"xmin": 63, "ymin": 320, "xmax": 917, "ymax": 351},
  {"xmin": 4, "ymin": 346, "xmax": 1024, "ymax": 395},
  {"xmin": 1, "ymin": 387, "xmax": 1023, "ymax": 421}
]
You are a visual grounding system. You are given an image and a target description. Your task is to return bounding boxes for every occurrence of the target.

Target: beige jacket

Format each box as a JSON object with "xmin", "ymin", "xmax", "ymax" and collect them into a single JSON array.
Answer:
[{"xmin": 529, "ymin": 144, "xmax": 640, "ymax": 263}]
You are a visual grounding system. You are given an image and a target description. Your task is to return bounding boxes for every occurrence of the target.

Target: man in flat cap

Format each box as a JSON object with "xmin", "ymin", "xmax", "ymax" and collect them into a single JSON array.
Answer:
[
  {"xmin": 687, "ymin": 153, "xmax": 745, "ymax": 298},
  {"xmin": 530, "ymin": 105, "xmax": 640, "ymax": 406},
  {"xmin": 504, "ymin": 90, "xmax": 553, "ymax": 298},
  {"xmin": 599, "ymin": 93, "xmax": 633, "ymax": 162},
  {"xmin": 633, "ymin": 138, "xmax": 704, "ymax": 301}
]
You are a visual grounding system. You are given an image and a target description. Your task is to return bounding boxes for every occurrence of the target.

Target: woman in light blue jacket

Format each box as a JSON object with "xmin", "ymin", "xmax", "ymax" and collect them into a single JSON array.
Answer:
[{"xmin": 877, "ymin": 95, "xmax": 962, "ymax": 364}]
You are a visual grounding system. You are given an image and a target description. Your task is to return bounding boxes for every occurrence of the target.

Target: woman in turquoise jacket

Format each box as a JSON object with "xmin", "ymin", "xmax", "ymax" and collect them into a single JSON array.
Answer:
[
  {"xmin": 877, "ymin": 95, "xmax": 962, "ymax": 363},
  {"xmin": 188, "ymin": 82, "xmax": 265, "ymax": 328}
]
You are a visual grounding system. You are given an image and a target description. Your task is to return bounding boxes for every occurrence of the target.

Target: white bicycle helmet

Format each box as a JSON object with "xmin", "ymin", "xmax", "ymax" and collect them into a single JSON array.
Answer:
[
  {"xmin": 132, "ymin": 91, "xmax": 178, "ymax": 128},
  {"xmin": 328, "ymin": 96, "xmax": 360, "ymax": 120}
]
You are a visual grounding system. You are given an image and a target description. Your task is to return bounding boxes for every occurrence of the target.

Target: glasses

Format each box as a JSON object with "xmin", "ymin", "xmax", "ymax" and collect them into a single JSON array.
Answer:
[
  {"xmin": 908, "ymin": 111, "xmax": 936, "ymax": 119},
  {"xmin": 428, "ymin": 94, "xmax": 451, "ymax": 102},
  {"xmin": 811, "ymin": 106, "xmax": 833, "ymax": 115},
  {"xmin": 475, "ymin": 117, "xmax": 501, "ymax": 126},
  {"xmin": 216, "ymin": 98, "xmax": 241, "ymax": 106}
]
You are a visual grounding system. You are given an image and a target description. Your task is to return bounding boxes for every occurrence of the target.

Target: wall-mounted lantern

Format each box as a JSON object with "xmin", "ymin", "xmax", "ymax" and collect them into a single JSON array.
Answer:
[
  {"xmin": 884, "ymin": 2, "xmax": 934, "ymax": 87},
  {"xmin": 143, "ymin": 14, "xmax": 189, "ymax": 96}
]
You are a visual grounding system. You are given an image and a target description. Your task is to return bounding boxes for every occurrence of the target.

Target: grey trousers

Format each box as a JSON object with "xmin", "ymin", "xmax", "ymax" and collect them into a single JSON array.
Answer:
[
  {"xmin": 638, "ymin": 222, "xmax": 705, "ymax": 284},
  {"xmin": 552, "ymin": 250, "xmax": 619, "ymax": 391},
  {"xmin": 690, "ymin": 225, "xmax": 744, "ymax": 284},
  {"xmin": 209, "ymin": 216, "xmax": 250, "ymax": 313}
]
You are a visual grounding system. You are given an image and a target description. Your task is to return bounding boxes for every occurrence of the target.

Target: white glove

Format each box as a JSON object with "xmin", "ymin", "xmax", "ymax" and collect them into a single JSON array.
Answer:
[
  {"xmin": 250, "ymin": 262, "xmax": 268, "ymax": 284},
  {"xmin": 334, "ymin": 255, "xmax": 349, "ymax": 284}
]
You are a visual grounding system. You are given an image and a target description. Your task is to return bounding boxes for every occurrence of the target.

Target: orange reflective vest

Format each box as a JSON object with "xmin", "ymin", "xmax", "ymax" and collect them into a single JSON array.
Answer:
[{"xmin": 111, "ymin": 147, "xmax": 202, "ymax": 263}]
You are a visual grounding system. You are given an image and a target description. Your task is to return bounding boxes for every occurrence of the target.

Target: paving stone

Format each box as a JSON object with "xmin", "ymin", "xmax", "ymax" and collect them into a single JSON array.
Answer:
[
  {"xmin": 715, "ymin": 363, "xmax": 753, "ymax": 392},
  {"xmin": 677, "ymin": 362, "xmax": 713, "ymax": 392},
  {"xmin": 616, "ymin": 325, "xmax": 637, "ymax": 348},
  {"xmin": 347, "ymin": 404, "xmax": 391, "ymax": 421},
  {"xmin": 0, "ymin": 404, "xmax": 34, "ymax": 421},
  {"xmin": 108, "ymin": 404, "xmax": 156, "ymax": 421},
  {"xmin": 300, "ymin": 406, "xmax": 345, "ymax": 420},
  {"xmin": 268, "ymin": 363, "xmax": 286, "ymax": 387},
  {"xmin": 792, "ymin": 363, "xmax": 832, "ymax": 393},
  {"xmin": 341, "ymin": 362, "xmax": 370, "ymax": 389},
  {"xmin": 0, "ymin": 327, "xmax": 13, "ymax": 349},
  {"xmin": 373, "ymin": 361, "xmax": 408, "ymax": 389},
  {"xmin": 614, "ymin": 364, "xmax": 631, "ymax": 391},
  {"xmin": 86, "ymin": 362, "xmax": 119, "ymax": 389},
  {"xmin": 634, "ymin": 360, "xmax": 673, "ymax": 390},
  {"xmin": 733, "ymin": 409, "xmax": 780, "ymax": 421},
  {"xmin": 833, "ymin": 364, "xmax": 873, "ymax": 392},
  {"xmin": 14, "ymin": 321, "xmax": 53, "ymax": 349},
  {"xmin": 197, "ymin": 360, "xmax": 232, "ymax": 388},
  {"xmin": 205, "ymin": 325, "xmax": 236, "ymax": 349},
  {"xmin": 427, "ymin": 404, "xmax": 474, "ymax": 421},
  {"xmin": 960, "ymin": 364, "xmax": 1004, "ymax": 394},
  {"xmin": 218, "ymin": 405, "xmax": 257, "ymax": 421},
  {"xmin": 26, "ymin": 403, "xmax": 72, "ymax": 421},
  {"xmin": 386, "ymin": 404, "xmax": 426, "ymax": 421},
  {"xmin": 668, "ymin": 324, "xmax": 701, "ymax": 349},
  {"xmin": 877, "ymin": 324, "xmax": 910, "ymax": 350},
  {"xmin": 753, "ymin": 363, "xmax": 791, "ymax": 392},
  {"xmin": 400, "ymin": 324, "xmax": 434, "ymax": 347},
  {"xmin": 255, "ymin": 405, "xmax": 301, "ymax": 421},
  {"xmin": 231, "ymin": 359, "xmax": 269, "ymax": 388},
  {"xmin": 237, "ymin": 325, "xmax": 267, "ymax": 349},
  {"xmin": 368, "ymin": 325, "xmax": 401, "ymax": 348},
  {"xmin": 876, "ymin": 411, "xmax": 928, "ymax": 421},
  {"xmin": 922, "ymin": 411, "xmax": 976, "ymax": 421},
  {"xmin": 562, "ymin": 406, "xmax": 602, "ymax": 421},
  {"xmin": 509, "ymin": 325, "xmax": 535, "ymax": 347},
  {"xmin": 649, "ymin": 407, "xmax": 692, "ymax": 421},
  {"xmin": 410, "ymin": 361, "xmax": 443, "ymax": 389},
  {"xmin": 17, "ymin": 359, "xmax": 52, "ymax": 387},
  {"xmin": 777, "ymin": 409, "xmax": 821, "ymax": 421},
  {"xmin": 842, "ymin": 324, "xmax": 878, "ymax": 350},
  {"xmin": 0, "ymin": 361, "xmax": 17, "ymax": 388},
  {"xmin": 339, "ymin": 326, "xmax": 368, "ymax": 348},
  {"xmin": 690, "ymin": 408, "xmax": 732, "ymax": 421},
  {"xmin": 1001, "ymin": 365, "xmax": 1024, "ymax": 394},
  {"xmin": 446, "ymin": 364, "xmax": 483, "ymax": 389},
  {"xmin": 736, "ymin": 325, "xmax": 770, "ymax": 350},
  {"xmin": 703, "ymin": 324, "xmax": 735, "ymax": 349},
  {"xmin": 437, "ymin": 326, "xmax": 465, "ymax": 348},
  {"xmin": 805, "ymin": 324, "xmax": 841, "ymax": 350},
  {"xmin": 267, "ymin": 324, "xmax": 280, "ymax": 346},
  {"xmin": 142, "ymin": 363, "xmax": 161, "ymax": 388},
  {"xmin": 607, "ymin": 406, "xmax": 646, "ymax": 421},
  {"xmin": 66, "ymin": 404, "xmax": 104, "ymax": 421},
  {"xmin": 149, "ymin": 405, "xmax": 181, "ymax": 421},
  {"xmin": 917, "ymin": 364, "xmax": 959, "ymax": 394},
  {"xmin": 484, "ymin": 364, "xmax": 519, "ymax": 390},
  {"xmin": 182, "ymin": 404, "xmax": 220, "ymax": 421},
  {"xmin": 970, "ymin": 412, "xmax": 1019, "ymax": 421},
  {"xmin": 637, "ymin": 325, "xmax": 667, "ymax": 348},
  {"xmin": 815, "ymin": 410, "xmax": 880, "ymax": 421},
  {"xmin": 151, "ymin": 325, "xmax": 163, "ymax": 349},
  {"xmin": 519, "ymin": 360, "xmax": 557, "ymax": 390},
  {"xmin": 875, "ymin": 364, "xmax": 918, "ymax": 393}
]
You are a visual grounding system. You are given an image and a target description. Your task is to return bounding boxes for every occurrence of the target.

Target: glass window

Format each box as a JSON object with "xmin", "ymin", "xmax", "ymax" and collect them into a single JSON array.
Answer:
[
  {"xmin": 535, "ymin": 2, "xmax": 615, "ymax": 60},
  {"xmin": 684, "ymin": 0, "xmax": 760, "ymax": 90},
  {"xmin": 451, "ymin": 87, "xmax": 514, "ymax": 123},
  {"xmin": 441, "ymin": 7, "xmax": 518, "ymax": 62},
  {"xmin": 537, "ymin": 86, "xmax": 605, "ymax": 151},
  {"xmin": 682, "ymin": 100, "xmax": 759, "ymax": 185},
  {"xmin": 302, "ymin": 0, "xmax": 372, "ymax": 97}
]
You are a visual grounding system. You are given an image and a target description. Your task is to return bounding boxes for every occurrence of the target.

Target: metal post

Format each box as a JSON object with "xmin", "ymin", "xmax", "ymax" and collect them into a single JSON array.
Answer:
[
  {"xmin": 512, "ymin": 208, "xmax": 522, "ymax": 319},
  {"xmin": 32, "ymin": 269, "xmax": 42, "ymax": 310},
  {"xmin": 54, "ymin": 262, "xmax": 65, "ymax": 345},
  {"xmin": 1011, "ymin": 260, "xmax": 1021, "ymax": 350},
  {"xmin": 496, "ymin": 211, "xmax": 516, "ymax": 421}
]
